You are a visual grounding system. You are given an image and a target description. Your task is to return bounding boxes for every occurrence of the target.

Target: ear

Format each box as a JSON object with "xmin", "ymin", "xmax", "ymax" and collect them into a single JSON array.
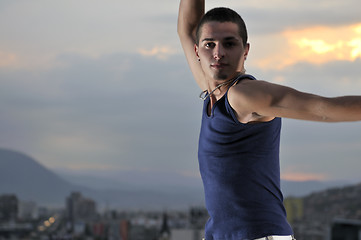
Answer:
[
  {"xmin": 194, "ymin": 44, "xmax": 200, "ymax": 60},
  {"xmin": 244, "ymin": 43, "xmax": 250, "ymax": 59}
]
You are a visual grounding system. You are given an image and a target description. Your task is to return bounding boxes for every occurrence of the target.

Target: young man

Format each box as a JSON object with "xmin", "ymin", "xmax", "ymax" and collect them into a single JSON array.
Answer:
[{"xmin": 178, "ymin": 0, "xmax": 361, "ymax": 240}]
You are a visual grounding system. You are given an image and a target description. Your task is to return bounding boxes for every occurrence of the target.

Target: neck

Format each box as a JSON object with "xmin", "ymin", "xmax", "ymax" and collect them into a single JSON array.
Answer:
[
  {"xmin": 210, "ymin": 70, "xmax": 245, "ymax": 89},
  {"xmin": 209, "ymin": 78, "xmax": 235, "ymax": 100},
  {"xmin": 200, "ymin": 72, "xmax": 244, "ymax": 101}
]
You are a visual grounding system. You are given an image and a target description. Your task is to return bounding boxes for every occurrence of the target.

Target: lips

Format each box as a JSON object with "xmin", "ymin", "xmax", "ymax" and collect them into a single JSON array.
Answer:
[{"xmin": 211, "ymin": 62, "xmax": 228, "ymax": 69}]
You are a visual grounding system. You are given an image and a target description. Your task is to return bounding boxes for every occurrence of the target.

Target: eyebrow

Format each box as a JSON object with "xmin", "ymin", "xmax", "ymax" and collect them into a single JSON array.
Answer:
[
  {"xmin": 201, "ymin": 38, "xmax": 215, "ymax": 42},
  {"xmin": 201, "ymin": 36, "xmax": 239, "ymax": 42}
]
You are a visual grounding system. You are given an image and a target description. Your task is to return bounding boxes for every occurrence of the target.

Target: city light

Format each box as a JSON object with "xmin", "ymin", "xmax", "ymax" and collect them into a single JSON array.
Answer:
[{"xmin": 49, "ymin": 216, "xmax": 55, "ymax": 224}]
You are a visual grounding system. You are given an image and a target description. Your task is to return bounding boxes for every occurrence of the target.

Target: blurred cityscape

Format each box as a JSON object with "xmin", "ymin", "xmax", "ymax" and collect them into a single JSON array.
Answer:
[
  {"xmin": 2, "ymin": 183, "xmax": 361, "ymax": 240},
  {"xmin": 2, "ymin": 148, "xmax": 361, "ymax": 240},
  {"xmin": 0, "ymin": 192, "xmax": 208, "ymax": 240}
]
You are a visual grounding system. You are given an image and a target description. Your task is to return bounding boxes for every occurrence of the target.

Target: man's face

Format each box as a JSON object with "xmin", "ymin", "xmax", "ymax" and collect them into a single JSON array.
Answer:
[{"xmin": 195, "ymin": 21, "xmax": 249, "ymax": 82}]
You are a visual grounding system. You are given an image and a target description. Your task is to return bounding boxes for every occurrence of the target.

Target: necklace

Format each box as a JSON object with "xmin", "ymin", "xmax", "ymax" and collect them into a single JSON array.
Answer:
[{"xmin": 199, "ymin": 74, "xmax": 241, "ymax": 101}]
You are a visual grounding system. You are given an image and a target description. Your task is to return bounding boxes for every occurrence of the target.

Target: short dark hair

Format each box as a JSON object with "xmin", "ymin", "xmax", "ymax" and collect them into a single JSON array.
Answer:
[{"xmin": 196, "ymin": 7, "xmax": 248, "ymax": 47}]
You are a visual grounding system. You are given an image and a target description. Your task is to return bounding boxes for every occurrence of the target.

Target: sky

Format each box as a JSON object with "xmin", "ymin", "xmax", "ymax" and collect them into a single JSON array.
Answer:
[{"xmin": 1, "ymin": 0, "xmax": 361, "ymax": 188}]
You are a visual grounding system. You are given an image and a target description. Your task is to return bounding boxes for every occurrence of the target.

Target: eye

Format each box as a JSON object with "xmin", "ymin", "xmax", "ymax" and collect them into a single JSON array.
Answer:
[
  {"xmin": 224, "ymin": 41, "xmax": 236, "ymax": 48},
  {"xmin": 204, "ymin": 42, "xmax": 215, "ymax": 48}
]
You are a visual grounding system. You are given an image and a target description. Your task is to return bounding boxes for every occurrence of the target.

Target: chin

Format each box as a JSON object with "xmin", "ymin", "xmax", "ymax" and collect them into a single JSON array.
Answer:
[{"xmin": 213, "ymin": 73, "xmax": 230, "ymax": 81}]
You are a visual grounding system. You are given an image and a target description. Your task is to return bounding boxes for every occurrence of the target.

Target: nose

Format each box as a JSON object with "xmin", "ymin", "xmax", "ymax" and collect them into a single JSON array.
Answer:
[{"xmin": 213, "ymin": 44, "xmax": 225, "ymax": 60}]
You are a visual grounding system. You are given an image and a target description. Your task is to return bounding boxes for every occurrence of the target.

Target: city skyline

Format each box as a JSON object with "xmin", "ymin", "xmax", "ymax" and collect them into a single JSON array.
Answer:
[{"xmin": 1, "ymin": 0, "xmax": 361, "ymax": 186}]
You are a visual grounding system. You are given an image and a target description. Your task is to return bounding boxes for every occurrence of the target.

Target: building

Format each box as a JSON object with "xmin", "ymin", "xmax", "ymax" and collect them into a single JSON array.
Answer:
[
  {"xmin": 159, "ymin": 212, "xmax": 171, "ymax": 240},
  {"xmin": 0, "ymin": 194, "xmax": 18, "ymax": 222},
  {"xmin": 18, "ymin": 200, "xmax": 37, "ymax": 220},
  {"xmin": 284, "ymin": 197, "xmax": 303, "ymax": 224},
  {"xmin": 65, "ymin": 192, "xmax": 97, "ymax": 234},
  {"xmin": 66, "ymin": 192, "xmax": 97, "ymax": 222},
  {"xmin": 329, "ymin": 218, "xmax": 361, "ymax": 240}
]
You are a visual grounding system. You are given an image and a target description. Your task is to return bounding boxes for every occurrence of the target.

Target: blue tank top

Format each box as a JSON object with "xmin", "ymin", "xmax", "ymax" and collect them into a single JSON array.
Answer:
[{"xmin": 198, "ymin": 74, "xmax": 293, "ymax": 240}]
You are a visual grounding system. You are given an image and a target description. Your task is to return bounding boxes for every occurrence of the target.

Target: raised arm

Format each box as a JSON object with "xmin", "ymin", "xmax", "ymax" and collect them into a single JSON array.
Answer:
[
  {"xmin": 228, "ymin": 80, "xmax": 361, "ymax": 123},
  {"xmin": 177, "ymin": 0, "xmax": 207, "ymax": 90}
]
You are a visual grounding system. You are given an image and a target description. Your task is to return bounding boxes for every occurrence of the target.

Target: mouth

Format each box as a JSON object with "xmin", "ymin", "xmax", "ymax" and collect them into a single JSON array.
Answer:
[{"xmin": 210, "ymin": 63, "xmax": 229, "ymax": 69}]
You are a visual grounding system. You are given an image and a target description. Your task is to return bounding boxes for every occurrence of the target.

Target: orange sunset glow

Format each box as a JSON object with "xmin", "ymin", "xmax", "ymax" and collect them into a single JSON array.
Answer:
[
  {"xmin": 254, "ymin": 23, "xmax": 361, "ymax": 69},
  {"xmin": 281, "ymin": 171, "xmax": 328, "ymax": 182}
]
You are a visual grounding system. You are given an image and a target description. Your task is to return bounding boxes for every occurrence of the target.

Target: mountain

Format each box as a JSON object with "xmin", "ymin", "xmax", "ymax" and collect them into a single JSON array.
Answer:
[
  {"xmin": 0, "ymin": 148, "xmax": 79, "ymax": 206},
  {"xmin": 0, "ymin": 148, "xmax": 354, "ymax": 210},
  {"xmin": 281, "ymin": 179, "xmax": 351, "ymax": 197},
  {"xmin": 288, "ymin": 182, "xmax": 361, "ymax": 240},
  {"xmin": 55, "ymin": 168, "xmax": 351, "ymax": 199},
  {"xmin": 0, "ymin": 148, "xmax": 204, "ymax": 209},
  {"xmin": 54, "ymin": 167, "xmax": 205, "ymax": 192}
]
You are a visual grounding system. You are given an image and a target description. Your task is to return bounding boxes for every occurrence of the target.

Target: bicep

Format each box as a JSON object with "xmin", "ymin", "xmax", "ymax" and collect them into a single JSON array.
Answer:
[
  {"xmin": 256, "ymin": 82, "xmax": 330, "ymax": 121},
  {"xmin": 177, "ymin": 0, "xmax": 206, "ymax": 90},
  {"xmin": 230, "ymin": 81, "xmax": 329, "ymax": 122},
  {"xmin": 178, "ymin": 34, "xmax": 207, "ymax": 90}
]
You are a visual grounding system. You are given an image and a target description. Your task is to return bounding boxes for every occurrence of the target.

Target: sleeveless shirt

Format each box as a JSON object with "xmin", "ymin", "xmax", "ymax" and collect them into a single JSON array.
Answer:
[{"xmin": 198, "ymin": 74, "xmax": 293, "ymax": 240}]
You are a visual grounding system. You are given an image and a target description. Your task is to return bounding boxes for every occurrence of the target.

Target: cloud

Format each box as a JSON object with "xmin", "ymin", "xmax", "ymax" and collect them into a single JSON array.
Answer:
[
  {"xmin": 236, "ymin": 0, "xmax": 361, "ymax": 34},
  {"xmin": 137, "ymin": 46, "xmax": 178, "ymax": 60},
  {"xmin": 279, "ymin": 117, "xmax": 361, "ymax": 182},
  {"xmin": 0, "ymin": 52, "xmax": 200, "ymax": 175},
  {"xmin": 1, "ymin": 48, "xmax": 361, "ymax": 185},
  {"xmin": 249, "ymin": 23, "xmax": 361, "ymax": 70},
  {"xmin": 247, "ymin": 58, "xmax": 361, "ymax": 182},
  {"xmin": 0, "ymin": 51, "xmax": 17, "ymax": 67},
  {"xmin": 1, "ymin": 0, "xmax": 360, "ymax": 185},
  {"xmin": 0, "ymin": 0, "xmax": 179, "ymax": 69},
  {"xmin": 285, "ymin": 24, "xmax": 361, "ymax": 62}
]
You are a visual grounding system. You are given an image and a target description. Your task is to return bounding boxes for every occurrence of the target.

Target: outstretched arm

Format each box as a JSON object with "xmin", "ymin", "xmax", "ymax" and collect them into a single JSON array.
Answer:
[
  {"xmin": 177, "ymin": 0, "xmax": 207, "ymax": 90},
  {"xmin": 228, "ymin": 80, "xmax": 361, "ymax": 123}
]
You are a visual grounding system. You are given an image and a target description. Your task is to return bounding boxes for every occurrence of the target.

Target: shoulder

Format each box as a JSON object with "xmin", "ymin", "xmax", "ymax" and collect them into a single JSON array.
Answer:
[
  {"xmin": 228, "ymin": 79, "xmax": 272, "ymax": 105},
  {"xmin": 227, "ymin": 79, "xmax": 276, "ymax": 123}
]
